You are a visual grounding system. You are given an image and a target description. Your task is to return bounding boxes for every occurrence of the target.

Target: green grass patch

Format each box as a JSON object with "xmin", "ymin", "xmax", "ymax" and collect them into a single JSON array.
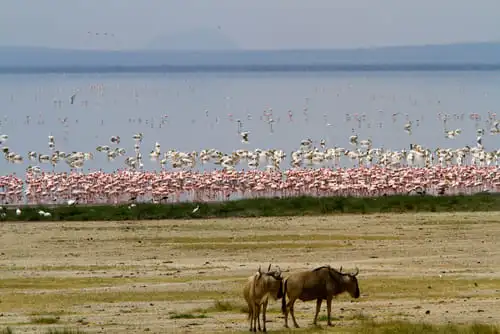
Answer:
[
  {"xmin": 29, "ymin": 310, "xmax": 69, "ymax": 317},
  {"xmin": 172, "ymin": 241, "xmax": 347, "ymax": 251},
  {"xmin": 191, "ymin": 299, "xmax": 244, "ymax": 314},
  {"xmin": 318, "ymin": 312, "xmax": 370, "ymax": 323},
  {"xmin": 266, "ymin": 321, "xmax": 500, "ymax": 334},
  {"xmin": 0, "ymin": 328, "xmax": 13, "ymax": 334},
  {"xmin": 30, "ymin": 316, "xmax": 60, "ymax": 324},
  {"xmin": 169, "ymin": 313, "xmax": 209, "ymax": 319},
  {"xmin": 0, "ymin": 264, "xmax": 228, "ymax": 272},
  {"xmin": 356, "ymin": 320, "xmax": 499, "ymax": 334},
  {"xmin": 340, "ymin": 276, "xmax": 500, "ymax": 301},
  {"xmin": 45, "ymin": 329, "xmax": 87, "ymax": 334},
  {"xmin": 211, "ymin": 300, "xmax": 240, "ymax": 312},
  {"xmin": 0, "ymin": 275, "xmax": 243, "ymax": 290},
  {"xmin": 2, "ymin": 276, "xmax": 498, "ymax": 314},
  {"xmin": 2, "ymin": 194, "xmax": 500, "ymax": 221},
  {"xmin": 0, "ymin": 264, "xmax": 139, "ymax": 272},
  {"xmin": 270, "ymin": 327, "xmax": 351, "ymax": 333},
  {"xmin": 0, "ymin": 289, "xmax": 240, "ymax": 313}
]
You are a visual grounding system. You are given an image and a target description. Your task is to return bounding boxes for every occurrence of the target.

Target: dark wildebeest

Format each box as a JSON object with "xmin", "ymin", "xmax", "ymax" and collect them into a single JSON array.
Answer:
[
  {"xmin": 281, "ymin": 265, "xmax": 360, "ymax": 328},
  {"xmin": 243, "ymin": 264, "xmax": 283, "ymax": 332}
]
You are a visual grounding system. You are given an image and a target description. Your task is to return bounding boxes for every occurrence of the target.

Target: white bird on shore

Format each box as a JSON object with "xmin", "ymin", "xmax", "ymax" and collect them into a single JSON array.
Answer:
[
  {"xmin": 192, "ymin": 205, "xmax": 200, "ymax": 213},
  {"xmin": 16, "ymin": 208, "xmax": 21, "ymax": 216}
]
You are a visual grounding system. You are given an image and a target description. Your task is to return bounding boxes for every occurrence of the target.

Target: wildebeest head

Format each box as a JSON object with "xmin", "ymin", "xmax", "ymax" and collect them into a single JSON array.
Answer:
[
  {"xmin": 338, "ymin": 267, "xmax": 360, "ymax": 299},
  {"xmin": 257, "ymin": 264, "xmax": 284, "ymax": 299},
  {"xmin": 267, "ymin": 264, "xmax": 282, "ymax": 280}
]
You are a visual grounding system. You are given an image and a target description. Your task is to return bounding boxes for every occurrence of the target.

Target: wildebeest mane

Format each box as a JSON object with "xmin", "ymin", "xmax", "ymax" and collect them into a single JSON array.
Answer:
[{"xmin": 312, "ymin": 265, "xmax": 331, "ymax": 272}]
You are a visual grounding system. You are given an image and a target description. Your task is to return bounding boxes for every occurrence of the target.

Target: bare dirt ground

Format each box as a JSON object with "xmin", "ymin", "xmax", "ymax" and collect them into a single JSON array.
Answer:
[{"xmin": 1, "ymin": 212, "xmax": 500, "ymax": 333}]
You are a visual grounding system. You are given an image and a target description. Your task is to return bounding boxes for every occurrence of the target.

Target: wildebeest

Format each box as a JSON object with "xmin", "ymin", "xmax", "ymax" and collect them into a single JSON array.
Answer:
[
  {"xmin": 281, "ymin": 265, "xmax": 360, "ymax": 328},
  {"xmin": 243, "ymin": 264, "xmax": 284, "ymax": 332}
]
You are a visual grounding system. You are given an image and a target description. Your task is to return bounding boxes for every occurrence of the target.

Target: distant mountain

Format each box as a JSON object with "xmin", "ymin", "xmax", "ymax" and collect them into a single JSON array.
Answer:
[
  {"xmin": 145, "ymin": 28, "xmax": 239, "ymax": 50},
  {"xmin": 1, "ymin": 42, "xmax": 500, "ymax": 71}
]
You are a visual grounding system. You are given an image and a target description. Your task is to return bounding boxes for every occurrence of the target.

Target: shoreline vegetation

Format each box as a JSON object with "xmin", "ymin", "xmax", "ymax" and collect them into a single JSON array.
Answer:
[
  {"xmin": 1, "ymin": 193, "xmax": 500, "ymax": 221},
  {"xmin": 1, "ymin": 321, "xmax": 499, "ymax": 334}
]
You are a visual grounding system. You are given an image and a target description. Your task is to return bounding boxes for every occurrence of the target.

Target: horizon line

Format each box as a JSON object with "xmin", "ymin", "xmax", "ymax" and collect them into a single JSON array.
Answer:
[
  {"xmin": 2, "ymin": 63, "xmax": 500, "ymax": 75},
  {"xmin": 1, "ymin": 40, "xmax": 500, "ymax": 53}
]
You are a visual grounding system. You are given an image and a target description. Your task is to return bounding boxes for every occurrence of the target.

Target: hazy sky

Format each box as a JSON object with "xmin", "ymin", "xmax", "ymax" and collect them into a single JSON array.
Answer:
[{"xmin": 1, "ymin": 0, "xmax": 500, "ymax": 50}]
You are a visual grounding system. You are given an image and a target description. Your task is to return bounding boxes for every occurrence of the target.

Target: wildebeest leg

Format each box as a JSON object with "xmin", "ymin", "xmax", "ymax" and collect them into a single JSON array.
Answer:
[
  {"xmin": 283, "ymin": 306, "xmax": 288, "ymax": 328},
  {"xmin": 256, "ymin": 303, "xmax": 261, "ymax": 332},
  {"xmin": 283, "ymin": 298, "xmax": 294, "ymax": 328},
  {"xmin": 248, "ymin": 303, "xmax": 254, "ymax": 331},
  {"xmin": 313, "ymin": 298, "xmax": 322, "ymax": 326},
  {"xmin": 251, "ymin": 303, "xmax": 258, "ymax": 332},
  {"xmin": 283, "ymin": 304, "xmax": 289, "ymax": 328},
  {"xmin": 262, "ymin": 299, "xmax": 268, "ymax": 332},
  {"xmin": 326, "ymin": 297, "xmax": 333, "ymax": 326},
  {"xmin": 289, "ymin": 302, "xmax": 300, "ymax": 328}
]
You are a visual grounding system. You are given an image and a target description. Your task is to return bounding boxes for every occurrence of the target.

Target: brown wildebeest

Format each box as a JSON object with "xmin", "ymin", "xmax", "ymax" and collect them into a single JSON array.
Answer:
[
  {"xmin": 281, "ymin": 265, "xmax": 360, "ymax": 328},
  {"xmin": 243, "ymin": 264, "xmax": 283, "ymax": 332}
]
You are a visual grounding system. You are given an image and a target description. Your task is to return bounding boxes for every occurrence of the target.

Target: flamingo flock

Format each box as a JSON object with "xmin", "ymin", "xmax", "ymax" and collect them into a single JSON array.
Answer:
[
  {"xmin": 0, "ymin": 165, "xmax": 499, "ymax": 206},
  {"xmin": 0, "ymin": 129, "xmax": 499, "ymax": 205}
]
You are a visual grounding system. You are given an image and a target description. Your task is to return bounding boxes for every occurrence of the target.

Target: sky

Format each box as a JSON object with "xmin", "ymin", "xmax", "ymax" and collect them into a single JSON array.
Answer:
[{"xmin": 1, "ymin": 0, "xmax": 500, "ymax": 50}]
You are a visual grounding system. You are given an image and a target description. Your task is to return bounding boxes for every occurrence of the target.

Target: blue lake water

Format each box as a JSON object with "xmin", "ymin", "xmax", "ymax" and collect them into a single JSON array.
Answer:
[{"xmin": 0, "ymin": 71, "xmax": 499, "ymax": 175}]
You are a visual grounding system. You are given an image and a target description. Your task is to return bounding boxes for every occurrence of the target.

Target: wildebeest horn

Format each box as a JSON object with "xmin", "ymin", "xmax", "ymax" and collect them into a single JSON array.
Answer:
[
  {"xmin": 352, "ymin": 267, "xmax": 359, "ymax": 276},
  {"xmin": 268, "ymin": 263, "xmax": 272, "ymax": 272},
  {"xmin": 339, "ymin": 266, "xmax": 343, "ymax": 273},
  {"xmin": 258, "ymin": 266, "xmax": 262, "ymax": 274}
]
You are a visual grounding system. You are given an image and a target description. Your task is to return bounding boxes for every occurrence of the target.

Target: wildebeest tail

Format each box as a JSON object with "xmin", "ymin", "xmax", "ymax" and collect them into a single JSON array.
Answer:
[
  {"xmin": 277, "ymin": 279, "xmax": 284, "ymax": 299},
  {"xmin": 281, "ymin": 278, "xmax": 288, "ymax": 314}
]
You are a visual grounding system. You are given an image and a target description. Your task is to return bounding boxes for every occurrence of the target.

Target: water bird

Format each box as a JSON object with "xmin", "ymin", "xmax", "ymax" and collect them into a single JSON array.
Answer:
[
  {"xmin": 404, "ymin": 121, "xmax": 412, "ymax": 135},
  {"xmin": 241, "ymin": 132, "xmax": 250, "ymax": 144},
  {"xmin": 110, "ymin": 136, "xmax": 121, "ymax": 144},
  {"xmin": 70, "ymin": 92, "xmax": 78, "ymax": 105}
]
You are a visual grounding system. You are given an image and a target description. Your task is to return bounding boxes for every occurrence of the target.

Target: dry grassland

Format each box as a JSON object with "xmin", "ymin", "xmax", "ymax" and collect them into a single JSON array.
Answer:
[{"xmin": 1, "ymin": 212, "xmax": 500, "ymax": 333}]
